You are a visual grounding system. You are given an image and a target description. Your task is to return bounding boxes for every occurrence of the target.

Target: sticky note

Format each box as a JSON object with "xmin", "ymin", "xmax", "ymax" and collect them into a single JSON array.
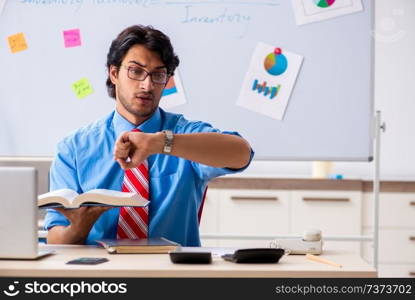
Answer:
[
  {"xmin": 8, "ymin": 33, "xmax": 28, "ymax": 53},
  {"xmin": 72, "ymin": 78, "xmax": 93, "ymax": 99},
  {"xmin": 63, "ymin": 29, "xmax": 81, "ymax": 48}
]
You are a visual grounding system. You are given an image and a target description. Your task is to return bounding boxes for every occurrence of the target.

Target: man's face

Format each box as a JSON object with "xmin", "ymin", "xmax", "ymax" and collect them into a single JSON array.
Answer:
[{"xmin": 110, "ymin": 44, "xmax": 167, "ymax": 124}]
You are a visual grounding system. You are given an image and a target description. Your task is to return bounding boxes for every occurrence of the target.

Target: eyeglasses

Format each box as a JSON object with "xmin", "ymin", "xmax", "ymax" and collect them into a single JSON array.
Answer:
[{"xmin": 121, "ymin": 65, "xmax": 169, "ymax": 85}]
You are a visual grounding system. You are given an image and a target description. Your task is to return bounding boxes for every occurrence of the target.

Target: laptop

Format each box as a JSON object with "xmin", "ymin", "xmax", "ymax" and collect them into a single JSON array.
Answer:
[{"xmin": 0, "ymin": 166, "xmax": 53, "ymax": 259}]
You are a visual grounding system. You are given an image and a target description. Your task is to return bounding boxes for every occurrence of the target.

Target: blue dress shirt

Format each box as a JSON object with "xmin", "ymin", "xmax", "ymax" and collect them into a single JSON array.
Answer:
[{"xmin": 44, "ymin": 108, "xmax": 254, "ymax": 246}]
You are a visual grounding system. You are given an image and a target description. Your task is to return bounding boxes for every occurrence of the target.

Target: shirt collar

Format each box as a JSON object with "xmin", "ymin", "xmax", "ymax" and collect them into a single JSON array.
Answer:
[{"xmin": 113, "ymin": 108, "xmax": 162, "ymax": 137}]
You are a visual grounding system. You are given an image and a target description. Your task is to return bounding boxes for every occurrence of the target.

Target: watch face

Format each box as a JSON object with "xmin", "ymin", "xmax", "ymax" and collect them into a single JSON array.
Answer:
[{"xmin": 163, "ymin": 146, "xmax": 172, "ymax": 153}]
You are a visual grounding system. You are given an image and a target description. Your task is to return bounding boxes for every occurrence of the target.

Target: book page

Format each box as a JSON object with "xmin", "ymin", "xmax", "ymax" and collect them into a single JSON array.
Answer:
[
  {"xmin": 85, "ymin": 189, "xmax": 135, "ymax": 198},
  {"xmin": 75, "ymin": 189, "xmax": 148, "ymax": 207},
  {"xmin": 37, "ymin": 188, "xmax": 79, "ymax": 207},
  {"xmin": 48, "ymin": 189, "xmax": 79, "ymax": 201}
]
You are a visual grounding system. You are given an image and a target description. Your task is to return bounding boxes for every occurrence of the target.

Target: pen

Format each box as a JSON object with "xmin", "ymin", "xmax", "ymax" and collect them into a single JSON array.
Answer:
[{"xmin": 305, "ymin": 253, "xmax": 342, "ymax": 268}]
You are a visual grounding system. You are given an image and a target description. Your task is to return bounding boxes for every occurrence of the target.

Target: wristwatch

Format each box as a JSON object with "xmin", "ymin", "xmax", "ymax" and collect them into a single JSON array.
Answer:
[{"xmin": 162, "ymin": 130, "xmax": 173, "ymax": 153}]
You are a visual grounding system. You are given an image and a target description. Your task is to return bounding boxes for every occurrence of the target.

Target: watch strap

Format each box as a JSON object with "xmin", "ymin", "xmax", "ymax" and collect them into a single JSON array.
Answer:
[{"xmin": 162, "ymin": 130, "xmax": 173, "ymax": 153}]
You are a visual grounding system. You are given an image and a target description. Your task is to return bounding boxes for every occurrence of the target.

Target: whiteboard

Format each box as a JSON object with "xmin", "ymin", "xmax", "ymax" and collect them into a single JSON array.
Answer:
[{"xmin": 0, "ymin": 0, "xmax": 374, "ymax": 160}]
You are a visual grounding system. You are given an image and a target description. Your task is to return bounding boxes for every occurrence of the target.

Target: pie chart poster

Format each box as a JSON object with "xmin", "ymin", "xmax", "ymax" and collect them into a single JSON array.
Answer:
[
  {"xmin": 237, "ymin": 42, "xmax": 303, "ymax": 120},
  {"xmin": 291, "ymin": 0, "xmax": 364, "ymax": 25}
]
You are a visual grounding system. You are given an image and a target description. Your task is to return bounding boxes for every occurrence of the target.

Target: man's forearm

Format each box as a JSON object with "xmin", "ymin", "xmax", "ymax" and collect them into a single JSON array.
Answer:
[
  {"xmin": 47, "ymin": 221, "xmax": 95, "ymax": 244},
  {"xmin": 160, "ymin": 132, "xmax": 251, "ymax": 169}
]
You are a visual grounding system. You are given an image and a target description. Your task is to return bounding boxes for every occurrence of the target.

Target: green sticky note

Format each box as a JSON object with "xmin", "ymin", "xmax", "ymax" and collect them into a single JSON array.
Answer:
[{"xmin": 72, "ymin": 78, "xmax": 93, "ymax": 99}]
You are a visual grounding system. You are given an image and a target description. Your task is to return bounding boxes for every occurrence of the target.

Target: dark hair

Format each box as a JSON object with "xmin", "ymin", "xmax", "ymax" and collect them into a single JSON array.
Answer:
[{"xmin": 106, "ymin": 25, "xmax": 180, "ymax": 99}]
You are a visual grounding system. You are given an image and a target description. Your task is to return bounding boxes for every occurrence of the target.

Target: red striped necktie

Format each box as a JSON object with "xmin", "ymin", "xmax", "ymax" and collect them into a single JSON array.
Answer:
[{"xmin": 116, "ymin": 129, "xmax": 150, "ymax": 239}]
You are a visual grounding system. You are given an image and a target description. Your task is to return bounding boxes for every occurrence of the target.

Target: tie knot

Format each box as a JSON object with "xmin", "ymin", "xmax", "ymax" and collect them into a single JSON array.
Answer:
[{"xmin": 132, "ymin": 128, "xmax": 141, "ymax": 133}]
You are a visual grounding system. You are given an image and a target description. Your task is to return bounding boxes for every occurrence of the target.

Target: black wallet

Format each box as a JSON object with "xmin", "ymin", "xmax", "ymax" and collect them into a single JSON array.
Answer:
[
  {"xmin": 169, "ymin": 251, "xmax": 212, "ymax": 264},
  {"xmin": 222, "ymin": 248, "xmax": 285, "ymax": 263}
]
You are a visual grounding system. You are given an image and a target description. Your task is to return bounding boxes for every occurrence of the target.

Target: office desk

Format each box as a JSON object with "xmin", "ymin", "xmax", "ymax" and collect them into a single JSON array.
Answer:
[{"xmin": 0, "ymin": 244, "xmax": 376, "ymax": 278}]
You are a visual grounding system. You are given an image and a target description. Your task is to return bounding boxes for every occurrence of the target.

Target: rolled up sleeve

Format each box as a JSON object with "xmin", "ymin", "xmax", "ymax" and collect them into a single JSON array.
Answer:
[
  {"xmin": 178, "ymin": 120, "xmax": 254, "ymax": 182},
  {"xmin": 43, "ymin": 138, "xmax": 80, "ymax": 231}
]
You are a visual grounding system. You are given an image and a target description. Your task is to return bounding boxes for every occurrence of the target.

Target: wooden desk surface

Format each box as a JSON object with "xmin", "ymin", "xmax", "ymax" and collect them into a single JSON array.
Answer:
[{"xmin": 0, "ymin": 244, "xmax": 377, "ymax": 278}]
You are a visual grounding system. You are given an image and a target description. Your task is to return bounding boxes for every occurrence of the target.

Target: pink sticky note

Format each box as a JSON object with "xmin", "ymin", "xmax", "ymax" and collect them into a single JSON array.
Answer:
[{"xmin": 63, "ymin": 29, "xmax": 81, "ymax": 48}]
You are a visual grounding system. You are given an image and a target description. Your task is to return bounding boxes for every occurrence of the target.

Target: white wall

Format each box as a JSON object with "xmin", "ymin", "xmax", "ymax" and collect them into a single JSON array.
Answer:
[{"xmin": 243, "ymin": 0, "xmax": 415, "ymax": 180}]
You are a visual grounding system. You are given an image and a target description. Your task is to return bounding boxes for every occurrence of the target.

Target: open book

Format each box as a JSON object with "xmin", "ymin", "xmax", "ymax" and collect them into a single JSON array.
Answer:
[
  {"xmin": 38, "ymin": 188, "xmax": 149, "ymax": 209},
  {"xmin": 96, "ymin": 237, "xmax": 180, "ymax": 254}
]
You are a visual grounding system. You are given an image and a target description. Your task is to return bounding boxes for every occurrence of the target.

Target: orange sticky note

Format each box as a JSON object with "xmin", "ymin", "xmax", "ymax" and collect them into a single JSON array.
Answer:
[{"xmin": 8, "ymin": 32, "xmax": 28, "ymax": 53}]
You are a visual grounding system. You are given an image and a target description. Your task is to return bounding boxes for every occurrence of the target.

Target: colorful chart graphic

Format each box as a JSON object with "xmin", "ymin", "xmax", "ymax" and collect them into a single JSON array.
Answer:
[
  {"xmin": 264, "ymin": 48, "xmax": 288, "ymax": 76},
  {"xmin": 252, "ymin": 79, "xmax": 281, "ymax": 100},
  {"xmin": 313, "ymin": 0, "xmax": 336, "ymax": 8},
  {"xmin": 162, "ymin": 76, "xmax": 178, "ymax": 97}
]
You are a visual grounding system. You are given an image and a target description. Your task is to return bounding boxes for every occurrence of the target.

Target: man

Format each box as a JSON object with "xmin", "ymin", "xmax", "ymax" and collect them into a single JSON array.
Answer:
[{"xmin": 45, "ymin": 25, "xmax": 253, "ymax": 246}]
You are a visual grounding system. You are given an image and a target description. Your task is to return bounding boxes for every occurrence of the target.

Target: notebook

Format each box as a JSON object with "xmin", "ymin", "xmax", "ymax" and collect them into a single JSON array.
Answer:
[{"xmin": 96, "ymin": 237, "xmax": 180, "ymax": 254}]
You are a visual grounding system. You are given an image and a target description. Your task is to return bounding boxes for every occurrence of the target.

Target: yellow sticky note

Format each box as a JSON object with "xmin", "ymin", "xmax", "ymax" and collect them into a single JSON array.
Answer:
[
  {"xmin": 8, "ymin": 32, "xmax": 28, "ymax": 53},
  {"xmin": 72, "ymin": 78, "xmax": 93, "ymax": 99}
]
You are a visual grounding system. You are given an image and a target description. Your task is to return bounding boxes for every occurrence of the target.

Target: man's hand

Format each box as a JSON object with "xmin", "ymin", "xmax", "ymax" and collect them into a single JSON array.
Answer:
[
  {"xmin": 54, "ymin": 206, "xmax": 112, "ymax": 226},
  {"xmin": 47, "ymin": 206, "xmax": 113, "ymax": 244},
  {"xmin": 113, "ymin": 131, "xmax": 164, "ymax": 169}
]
